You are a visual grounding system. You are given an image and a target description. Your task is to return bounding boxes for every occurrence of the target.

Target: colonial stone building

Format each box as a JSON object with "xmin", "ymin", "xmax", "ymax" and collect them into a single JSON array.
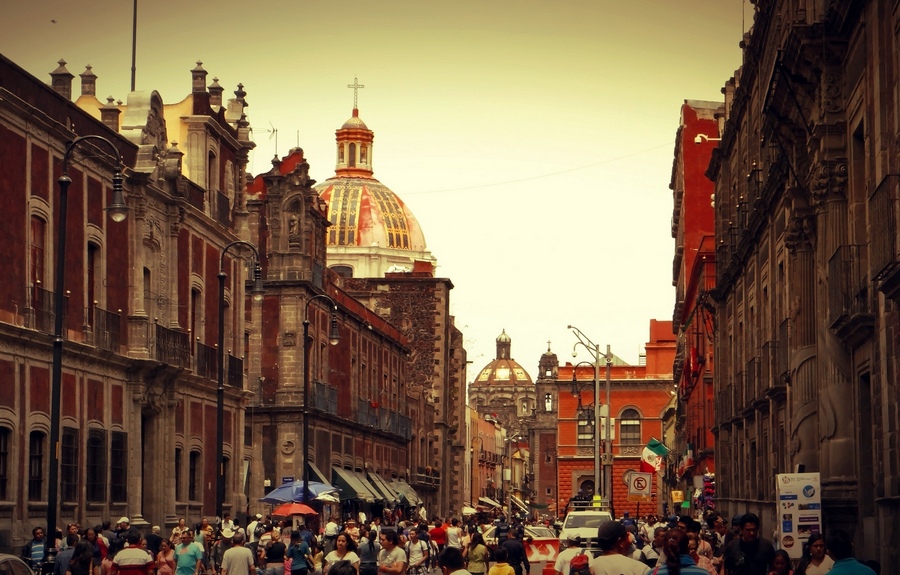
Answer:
[
  {"xmin": 708, "ymin": 0, "xmax": 900, "ymax": 563},
  {"xmin": 0, "ymin": 54, "xmax": 257, "ymax": 548},
  {"xmin": 670, "ymin": 100, "xmax": 721, "ymax": 511}
]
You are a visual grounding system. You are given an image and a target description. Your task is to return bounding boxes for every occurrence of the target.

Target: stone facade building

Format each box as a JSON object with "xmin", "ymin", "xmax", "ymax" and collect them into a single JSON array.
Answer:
[
  {"xmin": 707, "ymin": 0, "xmax": 900, "ymax": 563},
  {"xmin": 0, "ymin": 55, "xmax": 257, "ymax": 547}
]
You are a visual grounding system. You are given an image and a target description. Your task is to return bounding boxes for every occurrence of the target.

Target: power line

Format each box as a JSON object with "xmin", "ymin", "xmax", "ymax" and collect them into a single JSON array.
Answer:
[{"xmin": 403, "ymin": 142, "xmax": 674, "ymax": 195}]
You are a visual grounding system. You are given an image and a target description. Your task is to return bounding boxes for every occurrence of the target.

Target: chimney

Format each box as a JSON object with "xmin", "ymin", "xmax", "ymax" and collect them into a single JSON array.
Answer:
[
  {"xmin": 79, "ymin": 65, "xmax": 97, "ymax": 97},
  {"xmin": 191, "ymin": 61, "xmax": 207, "ymax": 94},
  {"xmin": 208, "ymin": 77, "xmax": 224, "ymax": 108},
  {"xmin": 100, "ymin": 96, "xmax": 121, "ymax": 132},
  {"xmin": 50, "ymin": 59, "xmax": 75, "ymax": 100}
]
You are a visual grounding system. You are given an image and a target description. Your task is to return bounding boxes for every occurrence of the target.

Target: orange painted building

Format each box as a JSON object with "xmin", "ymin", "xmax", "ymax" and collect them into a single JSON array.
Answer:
[{"xmin": 532, "ymin": 320, "xmax": 675, "ymax": 518}]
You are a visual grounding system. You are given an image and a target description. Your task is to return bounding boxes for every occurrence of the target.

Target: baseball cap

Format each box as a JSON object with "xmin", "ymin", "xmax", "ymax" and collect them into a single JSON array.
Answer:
[
  {"xmin": 596, "ymin": 520, "xmax": 626, "ymax": 549},
  {"xmin": 118, "ymin": 517, "xmax": 130, "ymax": 524},
  {"xmin": 255, "ymin": 513, "xmax": 263, "ymax": 519}
]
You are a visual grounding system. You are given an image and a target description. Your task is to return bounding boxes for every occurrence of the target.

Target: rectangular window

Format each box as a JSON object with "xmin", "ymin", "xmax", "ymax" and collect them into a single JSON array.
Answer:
[
  {"xmin": 30, "ymin": 216, "xmax": 46, "ymax": 285},
  {"xmin": 0, "ymin": 427, "xmax": 9, "ymax": 500},
  {"xmin": 189, "ymin": 451, "xmax": 200, "ymax": 501},
  {"xmin": 576, "ymin": 419, "xmax": 594, "ymax": 446},
  {"xmin": 110, "ymin": 432, "xmax": 127, "ymax": 502},
  {"xmin": 61, "ymin": 427, "xmax": 79, "ymax": 502},
  {"xmin": 86, "ymin": 429, "xmax": 107, "ymax": 502},
  {"xmin": 28, "ymin": 431, "xmax": 45, "ymax": 501},
  {"xmin": 175, "ymin": 448, "xmax": 183, "ymax": 501}
]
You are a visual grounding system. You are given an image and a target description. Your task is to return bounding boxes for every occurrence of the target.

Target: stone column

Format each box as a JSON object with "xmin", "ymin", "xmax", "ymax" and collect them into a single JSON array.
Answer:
[{"xmin": 784, "ymin": 203, "xmax": 818, "ymax": 471}]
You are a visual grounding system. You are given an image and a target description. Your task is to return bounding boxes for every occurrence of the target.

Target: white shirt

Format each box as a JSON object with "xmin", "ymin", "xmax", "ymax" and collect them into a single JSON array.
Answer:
[
  {"xmin": 446, "ymin": 527, "xmax": 463, "ymax": 549},
  {"xmin": 247, "ymin": 521, "xmax": 260, "ymax": 543},
  {"xmin": 554, "ymin": 547, "xmax": 584, "ymax": 575},
  {"xmin": 589, "ymin": 554, "xmax": 650, "ymax": 575}
]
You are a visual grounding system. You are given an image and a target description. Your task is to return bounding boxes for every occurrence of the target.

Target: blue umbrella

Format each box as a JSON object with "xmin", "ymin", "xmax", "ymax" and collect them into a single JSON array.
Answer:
[{"xmin": 259, "ymin": 480, "xmax": 339, "ymax": 504}]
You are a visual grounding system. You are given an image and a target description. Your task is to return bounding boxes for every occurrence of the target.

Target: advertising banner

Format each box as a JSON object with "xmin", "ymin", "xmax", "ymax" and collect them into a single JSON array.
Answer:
[{"xmin": 775, "ymin": 472, "xmax": 822, "ymax": 559}]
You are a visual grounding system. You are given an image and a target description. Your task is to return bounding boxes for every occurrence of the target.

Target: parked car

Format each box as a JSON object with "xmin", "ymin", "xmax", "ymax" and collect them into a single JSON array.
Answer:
[
  {"xmin": 557, "ymin": 509, "xmax": 614, "ymax": 556},
  {"xmin": 481, "ymin": 525, "xmax": 559, "ymax": 575},
  {"xmin": 0, "ymin": 554, "xmax": 37, "ymax": 575}
]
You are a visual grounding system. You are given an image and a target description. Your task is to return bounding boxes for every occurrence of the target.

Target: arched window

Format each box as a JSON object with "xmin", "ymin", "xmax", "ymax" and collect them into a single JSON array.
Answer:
[
  {"xmin": 61, "ymin": 427, "xmax": 79, "ymax": 502},
  {"xmin": 189, "ymin": 450, "xmax": 201, "ymax": 501},
  {"xmin": 349, "ymin": 143, "xmax": 356, "ymax": 167},
  {"xmin": 620, "ymin": 408, "xmax": 641, "ymax": 444},
  {"xmin": 28, "ymin": 430, "xmax": 45, "ymax": 501},
  {"xmin": 0, "ymin": 426, "xmax": 11, "ymax": 500},
  {"xmin": 86, "ymin": 429, "xmax": 107, "ymax": 502},
  {"xmin": 331, "ymin": 265, "xmax": 353, "ymax": 278}
]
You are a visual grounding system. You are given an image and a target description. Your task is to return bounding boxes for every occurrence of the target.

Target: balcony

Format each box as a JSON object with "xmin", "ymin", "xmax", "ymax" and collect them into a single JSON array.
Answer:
[
  {"xmin": 29, "ymin": 283, "xmax": 64, "ymax": 334},
  {"xmin": 746, "ymin": 357, "xmax": 766, "ymax": 410},
  {"xmin": 356, "ymin": 399, "xmax": 379, "ymax": 427},
  {"xmin": 410, "ymin": 466, "xmax": 440, "ymax": 490},
  {"xmin": 870, "ymin": 174, "xmax": 900, "ymax": 300},
  {"xmin": 215, "ymin": 191, "xmax": 231, "ymax": 225},
  {"xmin": 828, "ymin": 244, "xmax": 875, "ymax": 347},
  {"xmin": 310, "ymin": 380, "xmax": 338, "ymax": 415},
  {"xmin": 226, "ymin": 354, "xmax": 244, "ymax": 388},
  {"xmin": 733, "ymin": 371, "xmax": 745, "ymax": 419},
  {"xmin": 716, "ymin": 387, "xmax": 734, "ymax": 429},
  {"xmin": 194, "ymin": 341, "xmax": 218, "ymax": 381},
  {"xmin": 86, "ymin": 304, "xmax": 121, "ymax": 353},
  {"xmin": 153, "ymin": 323, "xmax": 191, "ymax": 368}
]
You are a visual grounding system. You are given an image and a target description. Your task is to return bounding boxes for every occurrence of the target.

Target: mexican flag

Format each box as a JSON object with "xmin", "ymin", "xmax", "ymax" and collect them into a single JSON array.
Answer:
[{"xmin": 640, "ymin": 438, "xmax": 669, "ymax": 473}]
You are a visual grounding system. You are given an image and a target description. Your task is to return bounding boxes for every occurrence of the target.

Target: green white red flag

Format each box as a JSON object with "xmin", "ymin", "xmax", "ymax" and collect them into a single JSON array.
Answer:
[{"xmin": 640, "ymin": 437, "xmax": 669, "ymax": 473}]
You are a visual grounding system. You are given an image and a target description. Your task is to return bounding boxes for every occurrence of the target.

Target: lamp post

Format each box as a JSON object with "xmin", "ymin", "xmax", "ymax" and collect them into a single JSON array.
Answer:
[
  {"xmin": 302, "ymin": 294, "xmax": 341, "ymax": 504},
  {"xmin": 217, "ymin": 241, "xmax": 264, "ymax": 521},
  {"xmin": 471, "ymin": 435, "xmax": 484, "ymax": 507},
  {"xmin": 49, "ymin": 136, "xmax": 128, "ymax": 540},
  {"xmin": 568, "ymin": 325, "xmax": 613, "ymax": 513}
]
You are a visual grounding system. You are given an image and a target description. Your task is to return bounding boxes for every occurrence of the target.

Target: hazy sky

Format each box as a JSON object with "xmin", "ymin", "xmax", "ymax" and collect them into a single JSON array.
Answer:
[{"xmin": 1, "ymin": 0, "xmax": 750, "ymax": 375}]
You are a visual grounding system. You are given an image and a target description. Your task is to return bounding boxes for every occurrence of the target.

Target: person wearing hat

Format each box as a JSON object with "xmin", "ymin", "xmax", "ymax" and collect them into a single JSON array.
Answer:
[
  {"xmin": 248, "ymin": 515, "xmax": 264, "ymax": 545},
  {"xmin": 213, "ymin": 529, "xmax": 236, "ymax": 575},
  {"xmin": 588, "ymin": 520, "xmax": 650, "ymax": 575}
]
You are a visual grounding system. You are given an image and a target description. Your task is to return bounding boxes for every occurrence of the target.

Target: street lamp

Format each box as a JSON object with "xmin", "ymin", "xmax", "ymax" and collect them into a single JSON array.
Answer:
[
  {"xmin": 567, "ymin": 324, "xmax": 613, "ymax": 513},
  {"xmin": 302, "ymin": 294, "xmax": 341, "ymax": 504},
  {"xmin": 48, "ymin": 135, "xmax": 128, "ymax": 541},
  {"xmin": 471, "ymin": 435, "xmax": 484, "ymax": 506},
  {"xmin": 217, "ymin": 241, "xmax": 264, "ymax": 521}
]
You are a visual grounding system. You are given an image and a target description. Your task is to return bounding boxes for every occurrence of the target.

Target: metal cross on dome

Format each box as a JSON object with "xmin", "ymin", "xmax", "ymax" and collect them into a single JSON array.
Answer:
[{"xmin": 348, "ymin": 76, "xmax": 365, "ymax": 109}]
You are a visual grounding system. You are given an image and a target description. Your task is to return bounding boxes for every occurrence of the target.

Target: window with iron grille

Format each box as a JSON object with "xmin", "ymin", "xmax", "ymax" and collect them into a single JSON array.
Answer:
[
  {"xmin": 0, "ymin": 427, "xmax": 9, "ymax": 500},
  {"xmin": 620, "ymin": 409, "xmax": 641, "ymax": 444},
  {"xmin": 111, "ymin": 432, "xmax": 127, "ymax": 502},
  {"xmin": 61, "ymin": 427, "xmax": 79, "ymax": 502},
  {"xmin": 86, "ymin": 429, "xmax": 107, "ymax": 502},
  {"xmin": 28, "ymin": 430, "xmax": 45, "ymax": 501}
]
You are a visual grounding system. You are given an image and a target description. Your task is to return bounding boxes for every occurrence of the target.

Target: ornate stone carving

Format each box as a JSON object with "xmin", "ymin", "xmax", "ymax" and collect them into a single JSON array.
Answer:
[
  {"xmin": 785, "ymin": 209, "xmax": 815, "ymax": 253},
  {"xmin": 820, "ymin": 67, "xmax": 844, "ymax": 115},
  {"xmin": 283, "ymin": 332, "xmax": 296, "ymax": 347},
  {"xmin": 809, "ymin": 161, "xmax": 848, "ymax": 205}
]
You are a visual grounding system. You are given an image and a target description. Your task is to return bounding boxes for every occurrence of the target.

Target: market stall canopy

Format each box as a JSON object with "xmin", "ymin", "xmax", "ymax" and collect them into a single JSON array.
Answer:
[
  {"xmin": 389, "ymin": 478, "xmax": 422, "ymax": 506},
  {"xmin": 478, "ymin": 496, "xmax": 502, "ymax": 508},
  {"xmin": 272, "ymin": 502, "xmax": 318, "ymax": 516},
  {"xmin": 260, "ymin": 480, "xmax": 339, "ymax": 504},
  {"xmin": 510, "ymin": 495, "xmax": 529, "ymax": 512},
  {"xmin": 332, "ymin": 467, "xmax": 377, "ymax": 502},
  {"xmin": 461, "ymin": 506, "xmax": 477, "ymax": 516}
]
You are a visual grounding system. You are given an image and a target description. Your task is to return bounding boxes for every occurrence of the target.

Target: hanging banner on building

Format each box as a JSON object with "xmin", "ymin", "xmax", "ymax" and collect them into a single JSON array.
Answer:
[{"xmin": 775, "ymin": 472, "xmax": 822, "ymax": 559}]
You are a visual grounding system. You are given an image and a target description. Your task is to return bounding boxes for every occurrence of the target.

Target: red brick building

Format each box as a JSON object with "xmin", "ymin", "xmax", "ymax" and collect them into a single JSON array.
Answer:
[{"xmin": 532, "ymin": 320, "xmax": 675, "ymax": 518}]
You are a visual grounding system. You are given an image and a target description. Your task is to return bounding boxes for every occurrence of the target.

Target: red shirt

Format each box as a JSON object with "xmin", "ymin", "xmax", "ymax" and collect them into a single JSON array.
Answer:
[{"xmin": 429, "ymin": 526, "xmax": 446, "ymax": 546}]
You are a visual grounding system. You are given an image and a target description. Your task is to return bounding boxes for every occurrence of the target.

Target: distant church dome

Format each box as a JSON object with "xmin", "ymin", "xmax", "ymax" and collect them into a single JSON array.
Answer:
[
  {"xmin": 474, "ymin": 329, "xmax": 534, "ymax": 386},
  {"xmin": 314, "ymin": 94, "xmax": 436, "ymax": 278}
]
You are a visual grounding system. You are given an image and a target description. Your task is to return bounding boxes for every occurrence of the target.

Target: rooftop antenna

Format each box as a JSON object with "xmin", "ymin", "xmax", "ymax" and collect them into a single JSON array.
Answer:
[
  {"xmin": 130, "ymin": 0, "xmax": 137, "ymax": 91},
  {"xmin": 267, "ymin": 122, "xmax": 278, "ymax": 157}
]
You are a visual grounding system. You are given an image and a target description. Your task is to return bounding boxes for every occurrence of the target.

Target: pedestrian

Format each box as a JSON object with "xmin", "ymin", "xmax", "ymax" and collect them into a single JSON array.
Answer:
[
  {"xmin": 498, "ymin": 530, "xmax": 529, "ymax": 575},
  {"xmin": 404, "ymin": 529, "xmax": 430, "ymax": 575},
  {"xmin": 822, "ymin": 530, "xmax": 875, "ymax": 575},
  {"xmin": 22, "ymin": 526, "xmax": 48, "ymax": 570},
  {"xmin": 686, "ymin": 534, "xmax": 715, "ymax": 575},
  {"xmin": 721, "ymin": 514, "xmax": 775, "ymax": 575},
  {"xmin": 324, "ymin": 534, "xmax": 359, "ymax": 575},
  {"xmin": 55, "ymin": 535, "xmax": 80, "ymax": 575},
  {"xmin": 157, "ymin": 539, "xmax": 176, "ymax": 575},
  {"xmin": 221, "ymin": 533, "xmax": 256, "ymax": 575},
  {"xmin": 172, "ymin": 520, "xmax": 189, "ymax": 544},
  {"xmin": 111, "ymin": 530, "xmax": 154, "ymax": 575},
  {"xmin": 486, "ymin": 548, "xmax": 513, "ymax": 575},
  {"xmin": 553, "ymin": 535, "xmax": 584, "ymax": 575},
  {"xmin": 768, "ymin": 550, "xmax": 793, "ymax": 575},
  {"xmin": 446, "ymin": 520, "xmax": 463, "ymax": 550},
  {"xmin": 215, "ymin": 530, "xmax": 236, "ymax": 575},
  {"xmin": 69, "ymin": 541, "xmax": 100, "ymax": 575},
  {"xmin": 357, "ymin": 527, "xmax": 381, "ymax": 575},
  {"xmin": 376, "ymin": 531, "xmax": 405, "ymax": 575},
  {"xmin": 430, "ymin": 521, "xmax": 447, "ymax": 554},
  {"xmin": 464, "ymin": 533, "xmax": 490, "ymax": 575},
  {"xmin": 309, "ymin": 540, "xmax": 325, "ymax": 575},
  {"xmin": 146, "ymin": 527, "xmax": 165, "ymax": 559},
  {"xmin": 288, "ymin": 530, "xmax": 311, "ymax": 575},
  {"xmin": 652, "ymin": 529, "xmax": 709, "ymax": 575},
  {"xmin": 176, "ymin": 530, "xmax": 204, "ymax": 575},
  {"xmin": 263, "ymin": 529, "xmax": 287, "ymax": 575},
  {"xmin": 438, "ymin": 547, "xmax": 469, "ymax": 575},
  {"xmin": 794, "ymin": 534, "xmax": 833, "ymax": 575},
  {"xmin": 587, "ymin": 520, "xmax": 650, "ymax": 575}
]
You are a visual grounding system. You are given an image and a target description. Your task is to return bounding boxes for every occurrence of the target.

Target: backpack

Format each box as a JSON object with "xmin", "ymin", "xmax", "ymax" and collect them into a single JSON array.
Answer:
[
  {"xmin": 254, "ymin": 524, "xmax": 267, "ymax": 539},
  {"xmin": 569, "ymin": 550, "xmax": 591, "ymax": 575}
]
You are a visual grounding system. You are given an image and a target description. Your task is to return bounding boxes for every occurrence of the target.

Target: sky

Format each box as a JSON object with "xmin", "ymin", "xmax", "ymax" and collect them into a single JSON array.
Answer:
[{"xmin": 1, "ymin": 0, "xmax": 751, "ymax": 376}]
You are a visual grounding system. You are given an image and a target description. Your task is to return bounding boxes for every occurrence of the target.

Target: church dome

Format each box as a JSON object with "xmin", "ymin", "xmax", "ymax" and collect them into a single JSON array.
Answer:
[
  {"xmin": 473, "ymin": 329, "xmax": 534, "ymax": 386},
  {"xmin": 342, "ymin": 115, "xmax": 368, "ymax": 130},
  {"xmin": 315, "ymin": 177, "xmax": 428, "ymax": 252}
]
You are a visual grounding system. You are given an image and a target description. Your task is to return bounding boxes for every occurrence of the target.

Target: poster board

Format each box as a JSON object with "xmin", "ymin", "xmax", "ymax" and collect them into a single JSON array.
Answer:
[{"xmin": 775, "ymin": 472, "xmax": 822, "ymax": 559}]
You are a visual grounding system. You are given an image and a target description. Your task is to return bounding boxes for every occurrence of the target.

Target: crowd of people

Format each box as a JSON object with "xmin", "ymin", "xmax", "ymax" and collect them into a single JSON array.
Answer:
[
  {"xmin": 551, "ymin": 513, "xmax": 880, "ymax": 575},
  {"xmin": 21, "ymin": 511, "xmax": 879, "ymax": 575}
]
